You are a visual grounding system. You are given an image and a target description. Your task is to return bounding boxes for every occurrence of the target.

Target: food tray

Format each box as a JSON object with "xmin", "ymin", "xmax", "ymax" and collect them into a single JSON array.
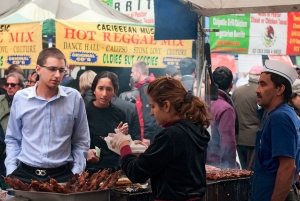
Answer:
[{"xmin": 8, "ymin": 188, "xmax": 110, "ymax": 201}]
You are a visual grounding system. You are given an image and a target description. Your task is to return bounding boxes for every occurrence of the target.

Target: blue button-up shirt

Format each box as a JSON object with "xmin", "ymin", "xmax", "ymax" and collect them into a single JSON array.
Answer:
[{"xmin": 5, "ymin": 83, "xmax": 90, "ymax": 175}]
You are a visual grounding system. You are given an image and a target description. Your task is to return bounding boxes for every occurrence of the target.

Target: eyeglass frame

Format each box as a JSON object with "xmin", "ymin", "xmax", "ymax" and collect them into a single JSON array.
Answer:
[
  {"xmin": 39, "ymin": 65, "xmax": 67, "ymax": 74},
  {"xmin": 26, "ymin": 80, "xmax": 36, "ymax": 84},
  {"xmin": 5, "ymin": 83, "xmax": 20, "ymax": 87}
]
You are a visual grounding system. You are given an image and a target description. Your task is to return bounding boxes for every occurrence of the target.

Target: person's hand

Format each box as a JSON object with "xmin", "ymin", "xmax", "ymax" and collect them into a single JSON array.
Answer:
[
  {"xmin": 117, "ymin": 122, "xmax": 129, "ymax": 135},
  {"xmin": 87, "ymin": 149, "xmax": 99, "ymax": 163},
  {"xmin": 109, "ymin": 129, "xmax": 131, "ymax": 149},
  {"xmin": 142, "ymin": 139, "xmax": 151, "ymax": 147},
  {"xmin": 134, "ymin": 140, "xmax": 148, "ymax": 149}
]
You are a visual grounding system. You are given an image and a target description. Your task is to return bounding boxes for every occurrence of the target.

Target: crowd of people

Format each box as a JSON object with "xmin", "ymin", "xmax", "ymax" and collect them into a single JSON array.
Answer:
[{"xmin": 0, "ymin": 47, "xmax": 300, "ymax": 200}]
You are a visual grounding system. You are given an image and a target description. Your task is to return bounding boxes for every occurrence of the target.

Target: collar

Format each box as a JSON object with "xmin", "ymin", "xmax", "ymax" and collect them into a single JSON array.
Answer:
[
  {"xmin": 162, "ymin": 119, "xmax": 180, "ymax": 128},
  {"xmin": 5, "ymin": 92, "xmax": 12, "ymax": 107},
  {"xmin": 27, "ymin": 82, "xmax": 67, "ymax": 99},
  {"xmin": 268, "ymin": 102, "xmax": 286, "ymax": 115}
]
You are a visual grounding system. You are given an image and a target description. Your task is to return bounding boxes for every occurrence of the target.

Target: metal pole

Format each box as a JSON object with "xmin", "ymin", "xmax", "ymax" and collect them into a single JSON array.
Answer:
[{"xmin": 196, "ymin": 16, "xmax": 206, "ymax": 97}]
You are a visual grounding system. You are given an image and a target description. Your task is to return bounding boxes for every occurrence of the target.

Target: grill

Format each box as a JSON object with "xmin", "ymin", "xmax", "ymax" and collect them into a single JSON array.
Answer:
[{"xmin": 111, "ymin": 177, "xmax": 250, "ymax": 201}]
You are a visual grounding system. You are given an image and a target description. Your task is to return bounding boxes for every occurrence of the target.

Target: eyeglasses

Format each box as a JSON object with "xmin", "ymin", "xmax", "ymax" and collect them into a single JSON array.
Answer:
[
  {"xmin": 26, "ymin": 80, "xmax": 36, "ymax": 84},
  {"xmin": 40, "ymin": 66, "xmax": 67, "ymax": 74},
  {"xmin": 5, "ymin": 83, "xmax": 20, "ymax": 87}
]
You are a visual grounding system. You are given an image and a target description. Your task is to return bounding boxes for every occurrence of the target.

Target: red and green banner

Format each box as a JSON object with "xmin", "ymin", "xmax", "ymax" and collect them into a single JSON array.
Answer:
[{"xmin": 209, "ymin": 12, "xmax": 300, "ymax": 55}]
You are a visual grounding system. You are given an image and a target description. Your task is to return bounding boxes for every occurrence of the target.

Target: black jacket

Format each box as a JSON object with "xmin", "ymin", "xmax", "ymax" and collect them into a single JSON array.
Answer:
[
  {"xmin": 181, "ymin": 75, "xmax": 195, "ymax": 92},
  {"xmin": 119, "ymin": 88, "xmax": 139, "ymax": 103},
  {"xmin": 82, "ymin": 89, "xmax": 95, "ymax": 106},
  {"xmin": 121, "ymin": 119, "xmax": 210, "ymax": 200},
  {"xmin": 111, "ymin": 96, "xmax": 141, "ymax": 141},
  {"xmin": 0, "ymin": 88, "xmax": 6, "ymax": 95},
  {"xmin": 140, "ymin": 83, "xmax": 163, "ymax": 142},
  {"xmin": 86, "ymin": 101, "xmax": 126, "ymax": 169}
]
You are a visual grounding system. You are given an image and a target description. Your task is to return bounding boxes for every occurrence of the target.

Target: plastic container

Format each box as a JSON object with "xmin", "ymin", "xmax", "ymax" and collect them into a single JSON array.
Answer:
[
  {"xmin": 104, "ymin": 136, "xmax": 146, "ymax": 155},
  {"xmin": 0, "ymin": 190, "xmax": 7, "ymax": 200}
]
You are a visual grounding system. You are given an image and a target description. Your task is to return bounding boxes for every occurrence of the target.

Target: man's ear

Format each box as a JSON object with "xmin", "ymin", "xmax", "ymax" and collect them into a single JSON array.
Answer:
[
  {"xmin": 36, "ymin": 65, "xmax": 41, "ymax": 75},
  {"xmin": 276, "ymin": 84, "xmax": 286, "ymax": 96}
]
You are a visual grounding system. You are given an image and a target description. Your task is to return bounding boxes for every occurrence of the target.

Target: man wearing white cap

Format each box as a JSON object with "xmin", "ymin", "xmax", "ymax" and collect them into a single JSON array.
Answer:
[
  {"xmin": 249, "ymin": 60, "xmax": 300, "ymax": 201},
  {"xmin": 232, "ymin": 65, "xmax": 263, "ymax": 171}
]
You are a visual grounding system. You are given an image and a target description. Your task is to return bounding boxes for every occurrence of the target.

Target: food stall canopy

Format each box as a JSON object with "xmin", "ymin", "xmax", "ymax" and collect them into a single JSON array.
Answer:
[
  {"xmin": 154, "ymin": 0, "xmax": 300, "ymax": 40},
  {"xmin": 0, "ymin": 0, "xmax": 141, "ymax": 35},
  {"xmin": 154, "ymin": 0, "xmax": 198, "ymax": 40},
  {"xmin": 185, "ymin": 0, "xmax": 300, "ymax": 17}
]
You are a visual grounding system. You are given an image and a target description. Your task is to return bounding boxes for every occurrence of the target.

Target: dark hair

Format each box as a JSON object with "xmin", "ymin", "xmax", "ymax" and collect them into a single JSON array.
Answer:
[
  {"xmin": 179, "ymin": 57, "xmax": 196, "ymax": 76},
  {"xmin": 164, "ymin": 65, "xmax": 180, "ymax": 77},
  {"xmin": 288, "ymin": 93, "xmax": 300, "ymax": 116},
  {"xmin": 5, "ymin": 64, "xmax": 25, "ymax": 77},
  {"xmin": 213, "ymin": 66, "xmax": 233, "ymax": 91},
  {"xmin": 91, "ymin": 71, "xmax": 119, "ymax": 94},
  {"xmin": 30, "ymin": 71, "xmax": 37, "ymax": 80},
  {"xmin": 37, "ymin": 47, "xmax": 66, "ymax": 66},
  {"xmin": 264, "ymin": 72, "xmax": 292, "ymax": 102},
  {"xmin": 0, "ymin": 78, "xmax": 6, "ymax": 88},
  {"xmin": 147, "ymin": 77, "xmax": 211, "ymax": 128}
]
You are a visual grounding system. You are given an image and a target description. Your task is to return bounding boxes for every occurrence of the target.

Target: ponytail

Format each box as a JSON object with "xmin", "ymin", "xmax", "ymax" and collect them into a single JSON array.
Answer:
[{"xmin": 147, "ymin": 77, "xmax": 211, "ymax": 128}]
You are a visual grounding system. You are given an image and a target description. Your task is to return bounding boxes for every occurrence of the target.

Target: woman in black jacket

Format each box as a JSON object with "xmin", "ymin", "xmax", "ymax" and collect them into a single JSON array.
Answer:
[
  {"xmin": 85, "ymin": 71, "xmax": 128, "ymax": 175},
  {"xmin": 109, "ymin": 77, "xmax": 211, "ymax": 200}
]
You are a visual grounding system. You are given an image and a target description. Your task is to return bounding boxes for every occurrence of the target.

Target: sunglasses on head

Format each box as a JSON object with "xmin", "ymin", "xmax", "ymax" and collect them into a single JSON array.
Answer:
[{"xmin": 5, "ymin": 83, "xmax": 19, "ymax": 87}]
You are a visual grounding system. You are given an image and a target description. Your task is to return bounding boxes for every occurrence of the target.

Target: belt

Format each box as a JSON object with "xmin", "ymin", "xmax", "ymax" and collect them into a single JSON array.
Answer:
[{"xmin": 21, "ymin": 162, "xmax": 69, "ymax": 176}]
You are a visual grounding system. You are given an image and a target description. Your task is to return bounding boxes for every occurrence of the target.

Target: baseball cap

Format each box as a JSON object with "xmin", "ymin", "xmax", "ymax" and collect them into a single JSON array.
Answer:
[{"xmin": 249, "ymin": 65, "xmax": 263, "ymax": 75}]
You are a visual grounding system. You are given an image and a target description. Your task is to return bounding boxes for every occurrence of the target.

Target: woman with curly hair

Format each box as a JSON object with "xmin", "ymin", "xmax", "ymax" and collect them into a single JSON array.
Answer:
[{"xmin": 109, "ymin": 76, "xmax": 211, "ymax": 201}]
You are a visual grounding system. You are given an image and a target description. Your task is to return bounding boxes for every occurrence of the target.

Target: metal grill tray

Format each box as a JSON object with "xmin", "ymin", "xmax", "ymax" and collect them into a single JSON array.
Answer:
[
  {"xmin": 206, "ymin": 176, "xmax": 250, "ymax": 185},
  {"xmin": 8, "ymin": 188, "xmax": 110, "ymax": 201}
]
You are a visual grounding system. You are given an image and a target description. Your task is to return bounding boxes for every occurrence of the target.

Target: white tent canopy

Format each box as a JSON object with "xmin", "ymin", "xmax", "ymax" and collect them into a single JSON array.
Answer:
[
  {"xmin": 0, "ymin": 0, "xmax": 141, "ymax": 24},
  {"xmin": 181, "ymin": 0, "xmax": 300, "ymax": 16}
]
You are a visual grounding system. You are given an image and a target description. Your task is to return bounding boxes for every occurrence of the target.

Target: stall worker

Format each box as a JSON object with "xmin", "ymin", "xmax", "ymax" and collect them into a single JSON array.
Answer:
[
  {"xmin": 5, "ymin": 47, "xmax": 90, "ymax": 184},
  {"xmin": 109, "ymin": 77, "xmax": 211, "ymax": 200},
  {"xmin": 249, "ymin": 60, "xmax": 300, "ymax": 200},
  {"xmin": 85, "ymin": 71, "xmax": 128, "ymax": 175}
]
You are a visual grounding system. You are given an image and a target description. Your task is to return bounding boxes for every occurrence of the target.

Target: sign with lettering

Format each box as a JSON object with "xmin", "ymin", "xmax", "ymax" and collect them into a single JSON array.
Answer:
[
  {"xmin": 0, "ymin": 22, "xmax": 42, "ymax": 69},
  {"xmin": 209, "ymin": 14, "xmax": 250, "ymax": 54},
  {"xmin": 55, "ymin": 20, "xmax": 192, "ymax": 68},
  {"xmin": 101, "ymin": 0, "xmax": 154, "ymax": 24},
  {"xmin": 287, "ymin": 13, "xmax": 300, "ymax": 55},
  {"xmin": 248, "ymin": 13, "xmax": 288, "ymax": 55},
  {"xmin": 209, "ymin": 13, "xmax": 300, "ymax": 55}
]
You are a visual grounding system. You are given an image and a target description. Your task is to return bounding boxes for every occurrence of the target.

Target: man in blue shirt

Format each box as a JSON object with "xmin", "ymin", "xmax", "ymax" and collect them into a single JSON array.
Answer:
[
  {"xmin": 249, "ymin": 60, "xmax": 300, "ymax": 201},
  {"xmin": 5, "ymin": 48, "xmax": 90, "ymax": 184}
]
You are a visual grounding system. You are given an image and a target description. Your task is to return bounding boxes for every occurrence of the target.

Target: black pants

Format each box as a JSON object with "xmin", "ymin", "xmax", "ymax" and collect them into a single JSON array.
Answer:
[
  {"xmin": 10, "ymin": 162, "xmax": 73, "ymax": 184},
  {"xmin": 237, "ymin": 145, "xmax": 255, "ymax": 171}
]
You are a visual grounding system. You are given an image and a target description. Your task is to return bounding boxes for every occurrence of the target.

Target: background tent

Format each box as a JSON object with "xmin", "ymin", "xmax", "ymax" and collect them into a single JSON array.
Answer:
[
  {"xmin": 0, "ymin": 0, "xmax": 141, "ymax": 35},
  {"xmin": 180, "ymin": 0, "xmax": 300, "ymax": 17}
]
